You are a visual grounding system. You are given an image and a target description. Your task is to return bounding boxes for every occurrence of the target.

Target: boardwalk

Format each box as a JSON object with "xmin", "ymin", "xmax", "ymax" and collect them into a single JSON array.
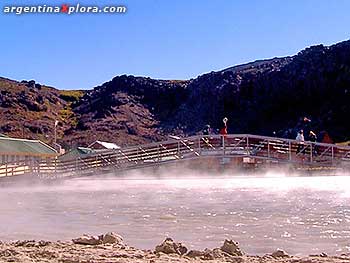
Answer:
[{"xmin": 1, "ymin": 134, "xmax": 350, "ymax": 179}]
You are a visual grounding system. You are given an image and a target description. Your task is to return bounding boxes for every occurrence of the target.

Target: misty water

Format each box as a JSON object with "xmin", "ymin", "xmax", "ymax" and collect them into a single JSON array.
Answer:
[{"xmin": 1, "ymin": 173, "xmax": 350, "ymax": 255}]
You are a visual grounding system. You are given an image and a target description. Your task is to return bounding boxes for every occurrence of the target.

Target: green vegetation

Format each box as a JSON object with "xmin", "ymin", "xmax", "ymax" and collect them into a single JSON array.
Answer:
[
  {"xmin": 59, "ymin": 90, "xmax": 84, "ymax": 102},
  {"xmin": 59, "ymin": 107, "xmax": 78, "ymax": 127}
]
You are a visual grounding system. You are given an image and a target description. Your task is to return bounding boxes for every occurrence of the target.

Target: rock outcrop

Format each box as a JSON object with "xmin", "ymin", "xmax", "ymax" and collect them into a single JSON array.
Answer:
[
  {"xmin": 155, "ymin": 238, "xmax": 187, "ymax": 255},
  {"xmin": 220, "ymin": 239, "xmax": 243, "ymax": 256},
  {"xmin": 271, "ymin": 249, "xmax": 289, "ymax": 258},
  {"xmin": 72, "ymin": 232, "xmax": 124, "ymax": 246},
  {"xmin": 102, "ymin": 232, "xmax": 124, "ymax": 244},
  {"xmin": 72, "ymin": 234, "xmax": 102, "ymax": 245}
]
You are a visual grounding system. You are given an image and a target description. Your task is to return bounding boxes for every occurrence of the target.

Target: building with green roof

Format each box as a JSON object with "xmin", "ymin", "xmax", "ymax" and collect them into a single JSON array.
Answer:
[{"xmin": 0, "ymin": 136, "xmax": 57, "ymax": 177}]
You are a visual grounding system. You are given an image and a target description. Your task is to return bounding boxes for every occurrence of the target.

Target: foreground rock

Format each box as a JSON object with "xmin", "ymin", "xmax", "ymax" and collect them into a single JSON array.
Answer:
[
  {"xmin": 72, "ymin": 234, "xmax": 102, "ymax": 245},
  {"xmin": 0, "ymin": 233, "xmax": 349, "ymax": 263},
  {"xmin": 102, "ymin": 232, "xmax": 124, "ymax": 244},
  {"xmin": 155, "ymin": 237, "xmax": 188, "ymax": 255},
  {"xmin": 220, "ymin": 239, "xmax": 243, "ymax": 256},
  {"xmin": 72, "ymin": 232, "xmax": 124, "ymax": 246},
  {"xmin": 271, "ymin": 249, "xmax": 289, "ymax": 258}
]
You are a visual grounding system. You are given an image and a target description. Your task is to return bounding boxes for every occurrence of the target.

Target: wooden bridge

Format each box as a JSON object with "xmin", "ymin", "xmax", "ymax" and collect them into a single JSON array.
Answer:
[{"xmin": 1, "ymin": 134, "xmax": 350, "ymax": 179}]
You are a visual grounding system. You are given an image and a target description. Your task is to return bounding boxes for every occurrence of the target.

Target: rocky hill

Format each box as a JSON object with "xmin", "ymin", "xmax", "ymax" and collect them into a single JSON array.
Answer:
[
  {"xmin": 0, "ymin": 78, "xmax": 84, "ymax": 145},
  {"xmin": 1, "ymin": 40, "xmax": 350, "ymax": 149}
]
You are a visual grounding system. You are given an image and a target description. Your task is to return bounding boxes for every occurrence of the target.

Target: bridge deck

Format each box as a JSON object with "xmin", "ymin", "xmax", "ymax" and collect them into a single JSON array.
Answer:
[{"xmin": 1, "ymin": 134, "xmax": 350, "ymax": 178}]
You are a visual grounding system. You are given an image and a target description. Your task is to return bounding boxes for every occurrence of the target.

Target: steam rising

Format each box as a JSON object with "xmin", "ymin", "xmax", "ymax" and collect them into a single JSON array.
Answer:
[{"xmin": 1, "ymin": 169, "xmax": 350, "ymax": 255}]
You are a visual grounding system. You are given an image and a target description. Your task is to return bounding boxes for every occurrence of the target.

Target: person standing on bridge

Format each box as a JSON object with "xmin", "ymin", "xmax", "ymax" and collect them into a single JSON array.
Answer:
[
  {"xmin": 203, "ymin": 124, "xmax": 211, "ymax": 136},
  {"xmin": 219, "ymin": 117, "xmax": 228, "ymax": 136},
  {"xmin": 202, "ymin": 124, "xmax": 211, "ymax": 147},
  {"xmin": 309, "ymin": 130, "xmax": 318, "ymax": 156},
  {"xmin": 296, "ymin": 130, "xmax": 305, "ymax": 154},
  {"xmin": 220, "ymin": 117, "xmax": 228, "ymax": 147}
]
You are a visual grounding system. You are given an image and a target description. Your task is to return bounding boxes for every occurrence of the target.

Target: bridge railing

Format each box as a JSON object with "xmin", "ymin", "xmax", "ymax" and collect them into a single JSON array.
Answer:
[{"xmin": 4, "ymin": 134, "xmax": 349, "ymax": 179}]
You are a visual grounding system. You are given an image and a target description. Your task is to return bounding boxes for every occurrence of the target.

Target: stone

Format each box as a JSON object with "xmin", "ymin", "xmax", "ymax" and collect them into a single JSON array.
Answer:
[
  {"xmin": 102, "ymin": 232, "xmax": 123, "ymax": 244},
  {"xmin": 72, "ymin": 235, "xmax": 102, "ymax": 245},
  {"xmin": 220, "ymin": 239, "xmax": 243, "ymax": 256},
  {"xmin": 186, "ymin": 250, "xmax": 205, "ymax": 258},
  {"xmin": 12, "ymin": 240, "xmax": 36, "ymax": 247},
  {"xmin": 154, "ymin": 238, "xmax": 187, "ymax": 255},
  {"xmin": 271, "ymin": 249, "xmax": 289, "ymax": 258},
  {"xmin": 36, "ymin": 240, "xmax": 51, "ymax": 247}
]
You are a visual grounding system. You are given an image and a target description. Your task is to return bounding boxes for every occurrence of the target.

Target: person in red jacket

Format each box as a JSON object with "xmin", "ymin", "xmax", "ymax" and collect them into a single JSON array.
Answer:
[
  {"xmin": 220, "ymin": 117, "xmax": 228, "ymax": 136},
  {"xmin": 220, "ymin": 117, "xmax": 228, "ymax": 147}
]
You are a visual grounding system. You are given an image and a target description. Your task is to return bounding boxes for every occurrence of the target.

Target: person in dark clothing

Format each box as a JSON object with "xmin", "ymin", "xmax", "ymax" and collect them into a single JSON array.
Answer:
[
  {"xmin": 203, "ymin": 124, "xmax": 211, "ymax": 136},
  {"xmin": 202, "ymin": 124, "xmax": 211, "ymax": 147},
  {"xmin": 309, "ymin": 131, "xmax": 317, "ymax": 142},
  {"xmin": 309, "ymin": 130, "xmax": 318, "ymax": 156}
]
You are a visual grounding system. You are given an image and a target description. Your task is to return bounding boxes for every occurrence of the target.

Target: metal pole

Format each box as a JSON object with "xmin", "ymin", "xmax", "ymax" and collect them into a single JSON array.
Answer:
[
  {"xmin": 310, "ymin": 143, "xmax": 313, "ymax": 163},
  {"xmin": 222, "ymin": 136, "xmax": 225, "ymax": 155},
  {"xmin": 54, "ymin": 124, "xmax": 57, "ymax": 145},
  {"xmin": 246, "ymin": 136, "xmax": 249, "ymax": 155},
  {"xmin": 289, "ymin": 141, "xmax": 292, "ymax": 161},
  {"xmin": 198, "ymin": 137, "xmax": 201, "ymax": 154}
]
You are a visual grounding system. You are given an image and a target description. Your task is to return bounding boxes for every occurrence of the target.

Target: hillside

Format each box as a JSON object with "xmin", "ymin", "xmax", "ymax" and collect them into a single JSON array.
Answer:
[
  {"xmin": 1, "ymin": 40, "xmax": 350, "ymax": 148},
  {"xmin": 0, "ymin": 78, "xmax": 84, "ymax": 145}
]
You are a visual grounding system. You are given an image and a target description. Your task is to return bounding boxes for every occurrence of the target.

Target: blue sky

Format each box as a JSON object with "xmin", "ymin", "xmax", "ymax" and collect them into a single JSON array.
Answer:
[{"xmin": 1, "ymin": 0, "xmax": 350, "ymax": 90}]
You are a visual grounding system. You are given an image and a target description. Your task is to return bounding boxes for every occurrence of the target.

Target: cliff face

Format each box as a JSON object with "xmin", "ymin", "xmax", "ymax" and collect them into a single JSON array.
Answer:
[{"xmin": 1, "ymin": 40, "xmax": 350, "ymax": 148}]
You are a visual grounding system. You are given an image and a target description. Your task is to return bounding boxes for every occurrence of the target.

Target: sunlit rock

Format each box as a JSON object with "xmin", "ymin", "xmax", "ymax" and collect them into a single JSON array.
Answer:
[
  {"xmin": 102, "ymin": 232, "xmax": 123, "ymax": 244},
  {"xmin": 271, "ymin": 249, "xmax": 289, "ymax": 258},
  {"xmin": 155, "ymin": 238, "xmax": 187, "ymax": 255},
  {"xmin": 186, "ymin": 250, "xmax": 205, "ymax": 258},
  {"xmin": 12, "ymin": 240, "xmax": 36, "ymax": 247},
  {"xmin": 72, "ymin": 234, "xmax": 102, "ymax": 245},
  {"xmin": 220, "ymin": 239, "xmax": 243, "ymax": 256}
]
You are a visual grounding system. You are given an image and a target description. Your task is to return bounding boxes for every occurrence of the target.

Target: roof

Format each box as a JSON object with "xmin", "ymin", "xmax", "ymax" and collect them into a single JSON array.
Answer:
[
  {"xmin": 88, "ymin": 140, "xmax": 120, "ymax": 149},
  {"xmin": 76, "ymin": 147, "xmax": 95, "ymax": 154},
  {"xmin": 58, "ymin": 147, "xmax": 96, "ymax": 161},
  {"xmin": 0, "ymin": 133, "xmax": 8, "ymax": 138},
  {"xmin": 0, "ymin": 137, "xmax": 57, "ymax": 157}
]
